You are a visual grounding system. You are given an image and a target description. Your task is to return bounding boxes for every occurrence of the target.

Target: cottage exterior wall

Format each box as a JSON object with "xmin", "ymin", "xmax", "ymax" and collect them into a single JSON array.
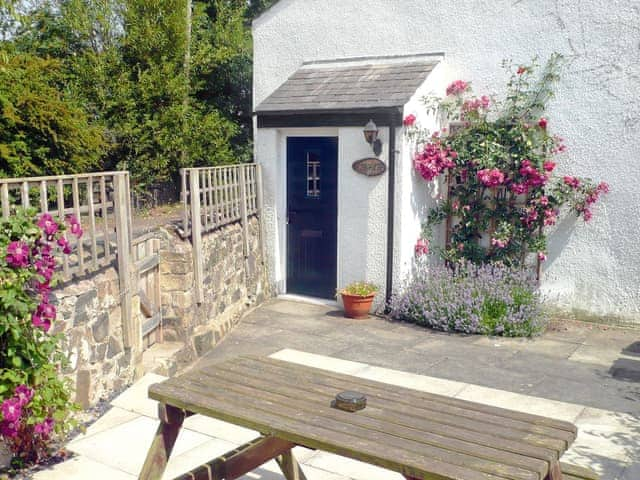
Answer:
[{"xmin": 254, "ymin": 0, "xmax": 640, "ymax": 323}]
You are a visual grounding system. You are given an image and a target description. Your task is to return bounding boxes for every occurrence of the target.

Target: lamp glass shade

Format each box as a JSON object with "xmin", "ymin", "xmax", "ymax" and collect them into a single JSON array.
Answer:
[{"xmin": 363, "ymin": 119, "xmax": 378, "ymax": 144}]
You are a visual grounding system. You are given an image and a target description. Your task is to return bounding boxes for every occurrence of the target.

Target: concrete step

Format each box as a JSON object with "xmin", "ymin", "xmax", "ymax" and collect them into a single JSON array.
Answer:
[{"xmin": 141, "ymin": 342, "xmax": 185, "ymax": 377}]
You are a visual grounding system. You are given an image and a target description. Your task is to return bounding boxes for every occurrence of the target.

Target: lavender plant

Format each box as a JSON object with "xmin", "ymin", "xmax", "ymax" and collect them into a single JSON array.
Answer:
[{"xmin": 389, "ymin": 261, "xmax": 545, "ymax": 336}]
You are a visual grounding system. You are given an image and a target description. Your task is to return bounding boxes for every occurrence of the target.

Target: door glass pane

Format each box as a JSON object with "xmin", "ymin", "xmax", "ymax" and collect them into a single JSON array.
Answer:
[{"xmin": 306, "ymin": 152, "xmax": 320, "ymax": 198}]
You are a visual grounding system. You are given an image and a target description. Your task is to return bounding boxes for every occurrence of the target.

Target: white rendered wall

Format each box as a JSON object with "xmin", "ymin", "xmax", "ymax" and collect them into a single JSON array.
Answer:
[
  {"xmin": 255, "ymin": 126, "xmax": 388, "ymax": 310},
  {"xmin": 394, "ymin": 61, "xmax": 452, "ymax": 291},
  {"xmin": 253, "ymin": 0, "xmax": 640, "ymax": 323},
  {"xmin": 337, "ymin": 127, "xmax": 388, "ymax": 311}
]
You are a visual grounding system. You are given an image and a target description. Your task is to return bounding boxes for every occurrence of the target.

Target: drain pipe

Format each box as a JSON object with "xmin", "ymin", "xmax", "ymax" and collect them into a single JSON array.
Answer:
[{"xmin": 385, "ymin": 121, "xmax": 397, "ymax": 306}]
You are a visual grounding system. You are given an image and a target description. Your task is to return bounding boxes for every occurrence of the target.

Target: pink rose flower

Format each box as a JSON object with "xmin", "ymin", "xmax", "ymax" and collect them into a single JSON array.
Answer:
[
  {"xmin": 491, "ymin": 238, "xmax": 508, "ymax": 249},
  {"xmin": 477, "ymin": 168, "xmax": 505, "ymax": 187},
  {"xmin": 563, "ymin": 176, "xmax": 580, "ymax": 189},
  {"xmin": 403, "ymin": 114, "xmax": 416, "ymax": 127},
  {"xmin": 538, "ymin": 252, "xmax": 547, "ymax": 262},
  {"xmin": 510, "ymin": 183, "xmax": 529, "ymax": 195},
  {"xmin": 538, "ymin": 117, "xmax": 548, "ymax": 129},
  {"xmin": 415, "ymin": 238, "xmax": 429, "ymax": 257},
  {"xmin": 446, "ymin": 80, "xmax": 469, "ymax": 96},
  {"xmin": 414, "ymin": 143, "xmax": 457, "ymax": 182}
]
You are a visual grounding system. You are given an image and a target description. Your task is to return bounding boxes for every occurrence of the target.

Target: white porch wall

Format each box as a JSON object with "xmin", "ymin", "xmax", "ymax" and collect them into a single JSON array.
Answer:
[
  {"xmin": 255, "ymin": 127, "xmax": 388, "ymax": 310},
  {"xmin": 253, "ymin": 0, "xmax": 640, "ymax": 322},
  {"xmin": 394, "ymin": 61, "xmax": 451, "ymax": 291},
  {"xmin": 337, "ymin": 127, "xmax": 388, "ymax": 311}
]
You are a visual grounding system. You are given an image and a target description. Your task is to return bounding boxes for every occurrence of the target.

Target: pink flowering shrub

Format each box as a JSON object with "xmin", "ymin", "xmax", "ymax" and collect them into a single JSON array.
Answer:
[
  {"xmin": 407, "ymin": 54, "xmax": 609, "ymax": 265},
  {"xmin": 0, "ymin": 209, "xmax": 79, "ymax": 467}
]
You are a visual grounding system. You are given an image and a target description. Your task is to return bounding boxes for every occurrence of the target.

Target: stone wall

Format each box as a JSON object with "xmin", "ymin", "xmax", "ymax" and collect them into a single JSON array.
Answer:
[
  {"xmin": 160, "ymin": 215, "xmax": 270, "ymax": 360},
  {"xmin": 53, "ymin": 267, "xmax": 142, "ymax": 408},
  {"xmin": 50, "ymin": 215, "xmax": 268, "ymax": 408}
]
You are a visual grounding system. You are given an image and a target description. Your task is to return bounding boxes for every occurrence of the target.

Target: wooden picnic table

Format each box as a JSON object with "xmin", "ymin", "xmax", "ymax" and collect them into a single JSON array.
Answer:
[{"xmin": 139, "ymin": 356, "xmax": 579, "ymax": 480}]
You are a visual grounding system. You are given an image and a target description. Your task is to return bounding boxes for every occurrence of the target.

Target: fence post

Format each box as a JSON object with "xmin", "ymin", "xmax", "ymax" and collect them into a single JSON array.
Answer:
[
  {"xmin": 189, "ymin": 170, "xmax": 204, "ymax": 304},
  {"xmin": 255, "ymin": 164, "xmax": 267, "ymax": 263},
  {"xmin": 180, "ymin": 169, "xmax": 189, "ymax": 237},
  {"xmin": 239, "ymin": 166, "xmax": 250, "ymax": 257},
  {"xmin": 239, "ymin": 166, "xmax": 251, "ymax": 286},
  {"xmin": 114, "ymin": 173, "xmax": 137, "ymax": 353}
]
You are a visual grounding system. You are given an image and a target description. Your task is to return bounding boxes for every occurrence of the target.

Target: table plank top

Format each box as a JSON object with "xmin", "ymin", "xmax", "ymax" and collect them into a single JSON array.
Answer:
[{"xmin": 149, "ymin": 356, "xmax": 577, "ymax": 480}]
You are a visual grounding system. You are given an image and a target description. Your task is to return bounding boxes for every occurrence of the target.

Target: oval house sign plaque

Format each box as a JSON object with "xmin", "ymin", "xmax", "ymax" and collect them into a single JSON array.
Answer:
[{"xmin": 352, "ymin": 157, "xmax": 386, "ymax": 177}]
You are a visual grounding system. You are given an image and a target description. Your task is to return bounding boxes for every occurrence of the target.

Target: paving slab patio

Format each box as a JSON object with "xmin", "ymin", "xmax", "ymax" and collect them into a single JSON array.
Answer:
[
  {"xmin": 33, "ymin": 299, "xmax": 640, "ymax": 479},
  {"xmin": 199, "ymin": 299, "xmax": 640, "ymax": 415}
]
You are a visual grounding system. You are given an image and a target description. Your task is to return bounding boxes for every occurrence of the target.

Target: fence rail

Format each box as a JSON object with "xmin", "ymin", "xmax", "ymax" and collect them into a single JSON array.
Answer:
[
  {"xmin": 181, "ymin": 164, "xmax": 263, "ymax": 303},
  {"xmin": 0, "ymin": 171, "xmax": 132, "ymax": 281}
]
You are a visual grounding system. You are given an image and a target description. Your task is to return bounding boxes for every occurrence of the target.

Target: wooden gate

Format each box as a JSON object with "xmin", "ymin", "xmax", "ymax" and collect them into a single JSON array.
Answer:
[{"xmin": 133, "ymin": 234, "xmax": 162, "ymax": 348}]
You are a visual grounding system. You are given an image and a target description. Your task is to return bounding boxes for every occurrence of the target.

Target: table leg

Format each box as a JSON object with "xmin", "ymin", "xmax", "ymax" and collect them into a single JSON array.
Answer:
[
  {"xmin": 276, "ymin": 450, "xmax": 308, "ymax": 480},
  {"xmin": 138, "ymin": 404, "xmax": 186, "ymax": 480},
  {"xmin": 545, "ymin": 461, "xmax": 564, "ymax": 479}
]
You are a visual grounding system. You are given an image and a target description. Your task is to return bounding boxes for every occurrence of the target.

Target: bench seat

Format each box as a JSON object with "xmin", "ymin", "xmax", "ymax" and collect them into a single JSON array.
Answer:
[{"xmin": 561, "ymin": 462, "xmax": 600, "ymax": 480}]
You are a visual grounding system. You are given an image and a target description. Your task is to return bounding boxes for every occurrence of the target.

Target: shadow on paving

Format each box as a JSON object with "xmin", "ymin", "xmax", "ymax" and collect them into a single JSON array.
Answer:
[
  {"xmin": 566, "ymin": 409, "xmax": 640, "ymax": 478},
  {"xmin": 198, "ymin": 299, "xmax": 640, "ymax": 415}
]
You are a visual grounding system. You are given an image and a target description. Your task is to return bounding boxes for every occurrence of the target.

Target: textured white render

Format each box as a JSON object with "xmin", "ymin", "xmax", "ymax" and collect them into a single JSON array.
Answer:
[{"xmin": 253, "ymin": 0, "xmax": 640, "ymax": 322}]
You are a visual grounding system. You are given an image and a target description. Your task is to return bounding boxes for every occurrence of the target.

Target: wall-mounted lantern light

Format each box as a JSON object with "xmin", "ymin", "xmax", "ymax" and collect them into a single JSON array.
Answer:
[{"xmin": 363, "ymin": 119, "xmax": 383, "ymax": 156}]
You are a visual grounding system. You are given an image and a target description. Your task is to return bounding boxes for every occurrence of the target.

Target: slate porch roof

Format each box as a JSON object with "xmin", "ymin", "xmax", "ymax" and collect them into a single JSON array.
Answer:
[{"xmin": 255, "ymin": 55, "xmax": 440, "ymax": 114}]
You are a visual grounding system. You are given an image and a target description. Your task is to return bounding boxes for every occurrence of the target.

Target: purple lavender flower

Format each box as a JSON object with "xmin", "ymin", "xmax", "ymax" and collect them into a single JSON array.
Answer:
[{"xmin": 389, "ymin": 260, "xmax": 545, "ymax": 336}]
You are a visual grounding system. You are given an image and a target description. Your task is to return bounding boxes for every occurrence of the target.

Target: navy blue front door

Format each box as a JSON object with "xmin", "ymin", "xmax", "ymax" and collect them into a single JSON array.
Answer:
[{"xmin": 286, "ymin": 137, "xmax": 338, "ymax": 299}]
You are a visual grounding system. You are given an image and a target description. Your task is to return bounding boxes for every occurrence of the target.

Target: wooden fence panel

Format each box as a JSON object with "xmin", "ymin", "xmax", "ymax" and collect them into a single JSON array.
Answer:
[
  {"xmin": 0, "ymin": 171, "xmax": 138, "ymax": 350},
  {"xmin": 180, "ymin": 164, "xmax": 263, "ymax": 304},
  {"xmin": 181, "ymin": 164, "xmax": 260, "ymax": 236},
  {"xmin": 0, "ymin": 172, "xmax": 131, "ymax": 282}
]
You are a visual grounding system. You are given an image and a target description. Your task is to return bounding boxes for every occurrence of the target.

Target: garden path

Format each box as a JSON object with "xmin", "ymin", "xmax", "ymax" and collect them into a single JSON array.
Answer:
[{"xmin": 35, "ymin": 298, "xmax": 640, "ymax": 479}]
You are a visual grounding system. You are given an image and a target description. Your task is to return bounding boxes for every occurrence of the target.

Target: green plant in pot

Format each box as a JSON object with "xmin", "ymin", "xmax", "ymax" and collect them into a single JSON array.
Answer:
[{"xmin": 338, "ymin": 282, "xmax": 378, "ymax": 319}]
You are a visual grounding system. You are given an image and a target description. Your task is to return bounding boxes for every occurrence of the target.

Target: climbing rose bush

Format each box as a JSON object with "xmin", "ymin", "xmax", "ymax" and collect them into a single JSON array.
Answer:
[
  {"xmin": 0, "ymin": 209, "xmax": 79, "ymax": 467},
  {"xmin": 390, "ymin": 260, "xmax": 545, "ymax": 336},
  {"xmin": 407, "ymin": 54, "xmax": 609, "ymax": 265}
]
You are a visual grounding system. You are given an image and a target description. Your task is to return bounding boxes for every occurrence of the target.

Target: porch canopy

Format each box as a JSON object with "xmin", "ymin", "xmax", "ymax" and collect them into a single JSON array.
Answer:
[{"xmin": 255, "ymin": 54, "xmax": 440, "ymax": 128}]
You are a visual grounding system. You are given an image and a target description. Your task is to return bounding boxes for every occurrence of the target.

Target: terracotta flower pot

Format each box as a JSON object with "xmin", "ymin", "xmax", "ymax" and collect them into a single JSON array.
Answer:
[{"xmin": 341, "ymin": 293, "xmax": 375, "ymax": 319}]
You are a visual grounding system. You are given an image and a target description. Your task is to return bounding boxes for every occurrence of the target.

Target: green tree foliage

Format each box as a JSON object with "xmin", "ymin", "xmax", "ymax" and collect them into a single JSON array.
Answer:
[
  {"xmin": 0, "ymin": 0, "xmax": 273, "ymax": 190},
  {"xmin": 0, "ymin": 50, "xmax": 105, "ymax": 177}
]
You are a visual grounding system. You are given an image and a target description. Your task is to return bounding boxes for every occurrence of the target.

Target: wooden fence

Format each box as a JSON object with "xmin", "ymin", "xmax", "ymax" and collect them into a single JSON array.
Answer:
[
  {"xmin": 0, "ymin": 172, "xmax": 139, "ymax": 350},
  {"xmin": 180, "ymin": 164, "xmax": 264, "ymax": 303}
]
